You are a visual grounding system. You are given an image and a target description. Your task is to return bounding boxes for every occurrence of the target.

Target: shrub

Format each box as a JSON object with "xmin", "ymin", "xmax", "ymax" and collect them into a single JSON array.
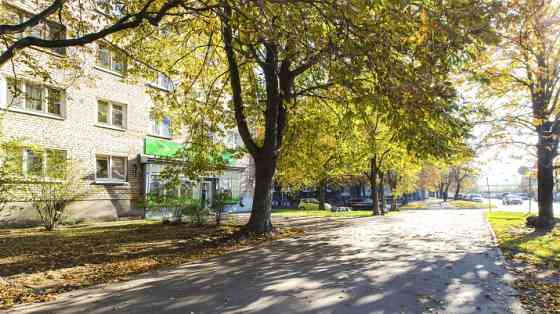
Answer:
[
  {"xmin": 183, "ymin": 199, "xmax": 209, "ymax": 225},
  {"xmin": 212, "ymin": 191, "xmax": 228, "ymax": 225},
  {"xmin": 24, "ymin": 161, "xmax": 86, "ymax": 231}
]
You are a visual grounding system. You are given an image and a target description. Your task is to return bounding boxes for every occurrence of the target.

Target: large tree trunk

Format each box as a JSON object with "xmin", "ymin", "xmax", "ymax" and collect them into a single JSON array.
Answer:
[
  {"xmin": 534, "ymin": 133, "xmax": 556, "ymax": 228},
  {"xmin": 246, "ymin": 156, "xmax": 276, "ymax": 233}
]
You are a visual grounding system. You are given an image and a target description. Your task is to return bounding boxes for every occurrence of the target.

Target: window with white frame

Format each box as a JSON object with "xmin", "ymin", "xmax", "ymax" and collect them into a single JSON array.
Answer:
[
  {"xmin": 150, "ymin": 73, "xmax": 174, "ymax": 91},
  {"xmin": 97, "ymin": 100, "xmax": 126, "ymax": 128},
  {"xmin": 19, "ymin": 148, "xmax": 67, "ymax": 179},
  {"xmin": 226, "ymin": 130, "xmax": 242, "ymax": 148},
  {"xmin": 96, "ymin": 155, "xmax": 127, "ymax": 181},
  {"xmin": 9, "ymin": 9, "xmax": 66, "ymax": 55},
  {"xmin": 6, "ymin": 79, "xmax": 65, "ymax": 117},
  {"xmin": 150, "ymin": 115, "xmax": 171, "ymax": 137},
  {"xmin": 96, "ymin": 44, "xmax": 127, "ymax": 74}
]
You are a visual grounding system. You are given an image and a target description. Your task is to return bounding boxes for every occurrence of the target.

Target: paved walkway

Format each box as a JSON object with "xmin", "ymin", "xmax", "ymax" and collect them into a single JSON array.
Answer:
[{"xmin": 8, "ymin": 210, "xmax": 524, "ymax": 314}]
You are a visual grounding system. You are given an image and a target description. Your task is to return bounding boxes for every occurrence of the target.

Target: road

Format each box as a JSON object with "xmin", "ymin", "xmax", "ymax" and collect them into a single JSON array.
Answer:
[
  {"xmin": 483, "ymin": 198, "xmax": 560, "ymax": 216},
  {"xmin": 9, "ymin": 210, "xmax": 525, "ymax": 314}
]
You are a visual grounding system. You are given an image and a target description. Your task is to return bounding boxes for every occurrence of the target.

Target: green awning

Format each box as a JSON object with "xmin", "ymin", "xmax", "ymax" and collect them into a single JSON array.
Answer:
[
  {"xmin": 145, "ymin": 137, "xmax": 237, "ymax": 166},
  {"xmin": 144, "ymin": 137, "xmax": 183, "ymax": 158}
]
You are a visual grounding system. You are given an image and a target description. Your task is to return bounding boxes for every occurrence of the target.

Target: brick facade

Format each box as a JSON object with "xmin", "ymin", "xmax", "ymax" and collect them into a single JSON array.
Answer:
[{"xmin": 0, "ymin": 6, "xmax": 254, "ymax": 221}]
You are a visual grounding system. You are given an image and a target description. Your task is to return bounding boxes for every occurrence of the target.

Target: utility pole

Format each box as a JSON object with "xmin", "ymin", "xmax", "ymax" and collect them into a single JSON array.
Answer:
[{"xmin": 487, "ymin": 177, "xmax": 492, "ymax": 212}]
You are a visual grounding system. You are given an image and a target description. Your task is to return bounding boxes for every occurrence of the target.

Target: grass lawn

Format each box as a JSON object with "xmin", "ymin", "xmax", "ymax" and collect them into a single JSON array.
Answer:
[
  {"xmin": 486, "ymin": 211, "xmax": 560, "ymax": 267},
  {"xmin": 486, "ymin": 211, "xmax": 560, "ymax": 313},
  {"xmin": 271, "ymin": 208, "xmax": 399, "ymax": 218},
  {"xmin": 449, "ymin": 200, "xmax": 495, "ymax": 209},
  {"xmin": 0, "ymin": 219, "xmax": 300, "ymax": 309},
  {"xmin": 400, "ymin": 201, "xmax": 426, "ymax": 209}
]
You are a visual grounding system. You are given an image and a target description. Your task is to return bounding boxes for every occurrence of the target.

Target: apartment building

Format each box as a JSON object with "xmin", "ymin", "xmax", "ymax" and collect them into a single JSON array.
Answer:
[{"xmin": 0, "ymin": 0, "xmax": 254, "ymax": 221}]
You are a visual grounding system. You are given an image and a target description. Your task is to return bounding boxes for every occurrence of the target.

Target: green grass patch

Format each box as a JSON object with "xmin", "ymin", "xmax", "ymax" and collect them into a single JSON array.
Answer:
[
  {"xmin": 400, "ymin": 201, "xmax": 426, "ymax": 209},
  {"xmin": 487, "ymin": 211, "xmax": 560, "ymax": 313},
  {"xmin": 486, "ymin": 211, "xmax": 560, "ymax": 268},
  {"xmin": 272, "ymin": 209, "xmax": 374, "ymax": 218},
  {"xmin": 449, "ymin": 200, "xmax": 495, "ymax": 209}
]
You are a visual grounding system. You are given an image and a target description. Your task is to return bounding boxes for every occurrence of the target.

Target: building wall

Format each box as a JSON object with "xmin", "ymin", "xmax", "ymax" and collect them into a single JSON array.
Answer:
[{"xmin": 0, "ymin": 50, "xmax": 253, "ymax": 222}]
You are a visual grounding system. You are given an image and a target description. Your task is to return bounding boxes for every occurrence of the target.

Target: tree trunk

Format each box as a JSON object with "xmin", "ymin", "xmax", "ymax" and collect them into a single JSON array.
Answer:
[
  {"xmin": 443, "ymin": 183, "xmax": 450, "ymax": 202},
  {"xmin": 453, "ymin": 180, "xmax": 461, "ymax": 200},
  {"xmin": 318, "ymin": 180, "xmax": 327, "ymax": 210},
  {"xmin": 370, "ymin": 158, "xmax": 380, "ymax": 215},
  {"xmin": 378, "ymin": 172, "xmax": 385, "ymax": 215},
  {"xmin": 534, "ymin": 134, "xmax": 556, "ymax": 228},
  {"xmin": 246, "ymin": 156, "xmax": 276, "ymax": 233}
]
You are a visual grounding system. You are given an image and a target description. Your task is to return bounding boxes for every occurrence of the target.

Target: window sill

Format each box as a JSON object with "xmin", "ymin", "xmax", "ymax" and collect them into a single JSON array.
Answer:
[
  {"xmin": 95, "ymin": 123, "xmax": 126, "ymax": 132},
  {"xmin": 31, "ymin": 46, "xmax": 67, "ymax": 59},
  {"xmin": 146, "ymin": 82, "xmax": 172, "ymax": 92},
  {"xmin": 7, "ymin": 107, "xmax": 65, "ymax": 120},
  {"xmin": 93, "ymin": 180, "xmax": 128, "ymax": 186},
  {"xmin": 94, "ymin": 65, "xmax": 125, "ymax": 78}
]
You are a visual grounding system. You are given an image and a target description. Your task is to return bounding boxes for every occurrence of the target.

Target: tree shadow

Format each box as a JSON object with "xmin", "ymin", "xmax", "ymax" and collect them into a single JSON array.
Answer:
[
  {"xmin": 0, "ymin": 222, "xmax": 233, "ymax": 277},
  {"xmin": 12, "ymin": 216, "xmax": 522, "ymax": 314}
]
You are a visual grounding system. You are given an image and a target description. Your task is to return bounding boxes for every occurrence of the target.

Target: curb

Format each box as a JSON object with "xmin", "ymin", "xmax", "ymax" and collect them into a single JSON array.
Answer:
[{"xmin": 484, "ymin": 211, "xmax": 527, "ymax": 314}]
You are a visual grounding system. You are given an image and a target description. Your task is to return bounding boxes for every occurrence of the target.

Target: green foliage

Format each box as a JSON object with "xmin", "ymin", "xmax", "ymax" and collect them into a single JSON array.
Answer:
[
  {"xmin": 183, "ymin": 200, "xmax": 209, "ymax": 226},
  {"xmin": 298, "ymin": 203, "xmax": 320, "ymax": 211},
  {"xmin": 143, "ymin": 194, "xmax": 208, "ymax": 224},
  {"xmin": 2, "ymin": 0, "xmax": 502, "ymax": 231},
  {"xmin": 0, "ymin": 138, "xmax": 22, "ymax": 212},
  {"xmin": 211, "ymin": 190, "xmax": 228, "ymax": 225},
  {"xmin": 23, "ymin": 159, "xmax": 86, "ymax": 231}
]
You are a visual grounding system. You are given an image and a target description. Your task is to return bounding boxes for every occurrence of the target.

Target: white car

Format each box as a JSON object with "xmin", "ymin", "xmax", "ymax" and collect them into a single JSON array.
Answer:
[{"xmin": 470, "ymin": 194, "xmax": 483, "ymax": 202}]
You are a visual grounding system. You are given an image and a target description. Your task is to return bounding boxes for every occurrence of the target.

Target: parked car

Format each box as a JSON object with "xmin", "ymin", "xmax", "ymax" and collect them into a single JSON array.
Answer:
[
  {"xmin": 470, "ymin": 194, "xmax": 483, "ymax": 202},
  {"xmin": 348, "ymin": 198, "xmax": 373, "ymax": 210},
  {"xmin": 503, "ymin": 194, "xmax": 523, "ymax": 205},
  {"xmin": 298, "ymin": 198, "xmax": 332, "ymax": 210}
]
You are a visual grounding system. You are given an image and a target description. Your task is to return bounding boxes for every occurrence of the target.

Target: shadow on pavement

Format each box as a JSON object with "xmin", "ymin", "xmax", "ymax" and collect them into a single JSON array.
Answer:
[{"xmin": 13, "ymin": 213, "xmax": 521, "ymax": 314}]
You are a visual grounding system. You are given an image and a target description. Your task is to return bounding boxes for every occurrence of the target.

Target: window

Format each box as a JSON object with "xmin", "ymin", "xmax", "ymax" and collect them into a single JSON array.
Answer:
[
  {"xmin": 96, "ymin": 0, "xmax": 125, "ymax": 17},
  {"xmin": 47, "ymin": 88, "xmax": 63, "ymax": 115},
  {"xmin": 96, "ymin": 45, "xmax": 127, "ymax": 74},
  {"xmin": 96, "ymin": 155, "xmax": 127, "ymax": 182},
  {"xmin": 20, "ymin": 148, "xmax": 67, "ymax": 178},
  {"xmin": 11, "ymin": 10, "xmax": 66, "ymax": 54},
  {"xmin": 24, "ymin": 148, "xmax": 43, "ymax": 177},
  {"xmin": 97, "ymin": 100, "xmax": 126, "ymax": 128},
  {"xmin": 150, "ymin": 73, "xmax": 174, "ymax": 91},
  {"xmin": 25, "ymin": 83, "xmax": 42, "ymax": 111},
  {"xmin": 226, "ymin": 130, "xmax": 242, "ymax": 148},
  {"xmin": 150, "ymin": 115, "xmax": 171, "ymax": 137},
  {"xmin": 6, "ymin": 79, "xmax": 65, "ymax": 117}
]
